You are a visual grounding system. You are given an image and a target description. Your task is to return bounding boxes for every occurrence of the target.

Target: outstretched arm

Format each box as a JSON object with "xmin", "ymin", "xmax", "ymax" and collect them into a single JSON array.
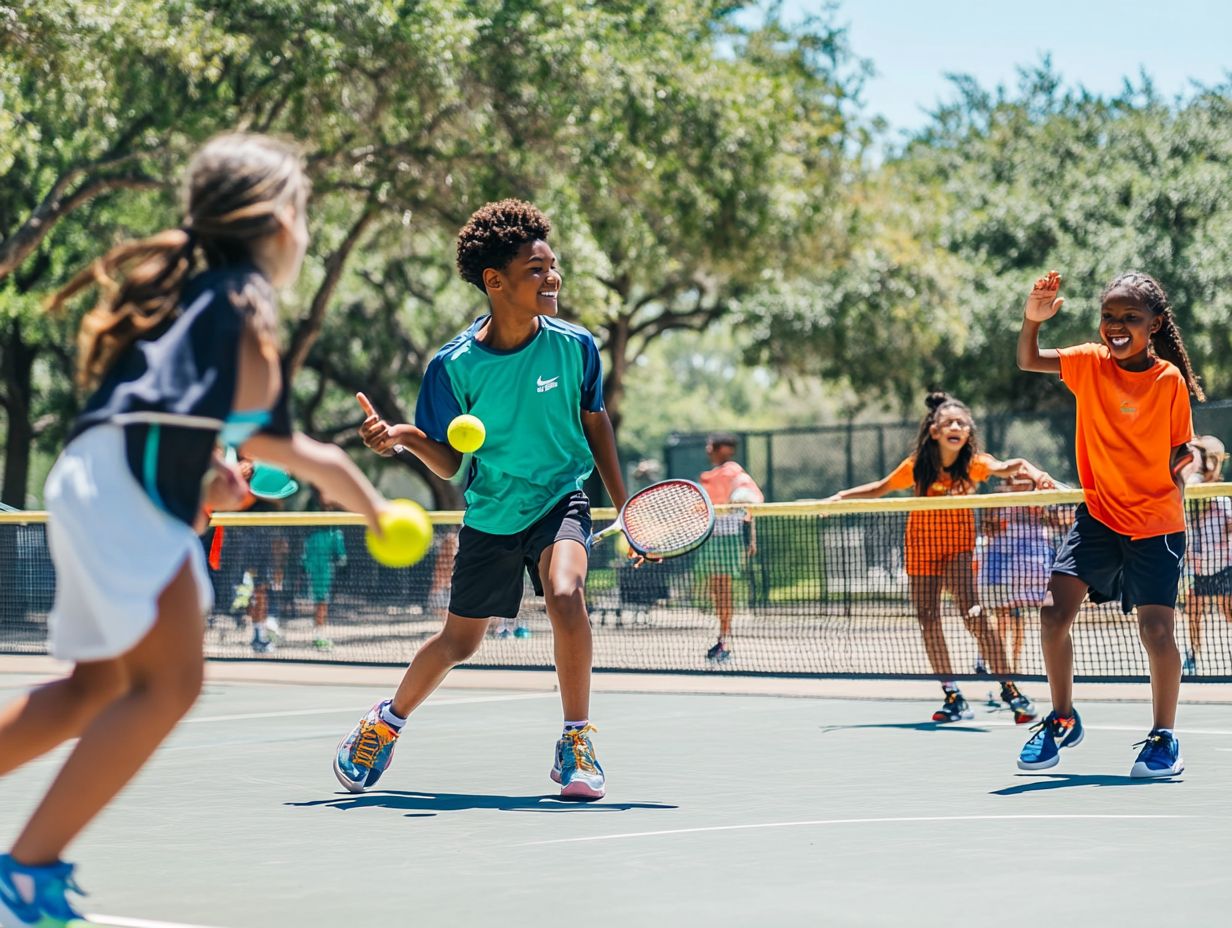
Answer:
[
  {"xmin": 355, "ymin": 392, "xmax": 462, "ymax": 480},
  {"xmin": 985, "ymin": 455, "xmax": 1057, "ymax": 489},
  {"xmin": 1018, "ymin": 271, "xmax": 1065, "ymax": 374},
  {"xmin": 241, "ymin": 431, "xmax": 385, "ymax": 533},
  {"xmin": 827, "ymin": 475, "xmax": 898, "ymax": 502}
]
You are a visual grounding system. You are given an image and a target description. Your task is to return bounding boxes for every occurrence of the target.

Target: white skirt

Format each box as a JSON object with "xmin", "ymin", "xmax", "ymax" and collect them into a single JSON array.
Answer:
[{"xmin": 44, "ymin": 425, "xmax": 212, "ymax": 662}]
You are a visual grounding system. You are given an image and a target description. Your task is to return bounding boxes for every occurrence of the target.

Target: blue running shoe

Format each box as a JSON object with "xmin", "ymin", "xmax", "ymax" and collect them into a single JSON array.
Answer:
[
  {"xmin": 0, "ymin": 854, "xmax": 89, "ymax": 927},
  {"xmin": 1017, "ymin": 709, "xmax": 1084, "ymax": 770},
  {"xmin": 550, "ymin": 724, "xmax": 606, "ymax": 801},
  {"xmin": 1182, "ymin": 651, "xmax": 1197, "ymax": 676},
  {"xmin": 333, "ymin": 700, "xmax": 400, "ymax": 793},
  {"xmin": 1130, "ymin": 729, "xmax": 1184, "ymax": 778}
]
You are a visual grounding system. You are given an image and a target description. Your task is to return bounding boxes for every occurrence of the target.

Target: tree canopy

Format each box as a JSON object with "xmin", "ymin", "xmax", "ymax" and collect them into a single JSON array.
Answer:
[{"xmin": 3, "ymin": 5, "xmax": 1231, "ymax": 508}]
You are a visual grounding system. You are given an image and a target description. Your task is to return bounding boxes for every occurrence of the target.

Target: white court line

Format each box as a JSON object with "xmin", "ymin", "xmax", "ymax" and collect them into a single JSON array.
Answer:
[
  {"xmin": 519, "ymin": 814, "xmax": 1190, "ymax": 847},
  {"xmin": 184, "ymin": 691, "xmax": 556, "ymax": 723},
  {"xmin": 86, "ymin": 916, "xmax": 227, "ymax": 928}
]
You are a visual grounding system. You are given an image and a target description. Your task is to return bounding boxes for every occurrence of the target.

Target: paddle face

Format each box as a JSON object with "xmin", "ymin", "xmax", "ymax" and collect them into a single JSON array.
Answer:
[{"xmin": 617, "ymin": 479, "xmax": 715, "ymax": 557}]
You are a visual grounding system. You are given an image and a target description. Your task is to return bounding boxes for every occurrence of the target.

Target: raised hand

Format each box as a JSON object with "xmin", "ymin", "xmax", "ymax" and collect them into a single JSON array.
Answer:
[
  {"xmin": 356, "ymin": 392, "xmax": 398, "ymax": 457},
  {"xmin": 1024, "ymin": 270, "xmax": 1064, "ymax": 322}
]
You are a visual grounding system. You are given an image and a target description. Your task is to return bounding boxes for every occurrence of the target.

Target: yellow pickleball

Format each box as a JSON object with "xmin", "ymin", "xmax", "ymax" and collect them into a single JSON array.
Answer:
[
  {"xmin": 365, "ymin": 499, "xmax": 433, "ymax": 568},
  {"xmin": 447, "ymin": 414, "xmax": 486, "ymax": 453}
]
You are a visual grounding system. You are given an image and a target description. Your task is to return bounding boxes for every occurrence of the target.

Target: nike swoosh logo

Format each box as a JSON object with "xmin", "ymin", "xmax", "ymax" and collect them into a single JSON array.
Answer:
[{"xmin": 537, "ymin": 376, "xmax": 558, "ymax": 387}]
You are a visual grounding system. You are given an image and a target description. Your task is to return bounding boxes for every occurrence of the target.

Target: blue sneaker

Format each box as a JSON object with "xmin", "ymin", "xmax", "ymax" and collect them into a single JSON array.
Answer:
[
  {"xmin": 514, "ymin": 625, "xmax": 532, "ymax": 639},
  {"xmin": 551, "ymin": 725, "xmax": 606, "ymax": 801},
  {"xmin": 0, "ymin": 854, "xmax": 88, "ymax": 926},
  {"xmin": 333, "ymin": 700, "xmax": 400, "ymax": 793},
  {"xmin": 1130, "ymin": 729, "xmax": 1184, "ymax": 778},
  {"xmin": 1182, "ymin": 651, "xmax": 1197, "ymax": 675},
  {"xmin": 1017, "ymin": 709, "xmax": 1084, "ymax": 770}
]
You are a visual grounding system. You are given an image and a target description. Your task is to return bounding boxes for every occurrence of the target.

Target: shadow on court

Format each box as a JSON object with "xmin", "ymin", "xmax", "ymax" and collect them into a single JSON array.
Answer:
[
  {"xmin": 991, "ymin": 773, "xmax": 1183, "ymax": 795},
  {"xmin": 820, "ymin": 721, "xmax": 994, "ymax": 734},
  {"xmin": 286, "ymin": 790, "xmax": 678, "ymax": 817}
]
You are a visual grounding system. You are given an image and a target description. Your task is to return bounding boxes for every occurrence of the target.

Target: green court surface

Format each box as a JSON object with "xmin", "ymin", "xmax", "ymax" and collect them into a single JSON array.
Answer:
[{"xmin": 2, "ymin": 670, "xmax": 1231, "ymax": 928}]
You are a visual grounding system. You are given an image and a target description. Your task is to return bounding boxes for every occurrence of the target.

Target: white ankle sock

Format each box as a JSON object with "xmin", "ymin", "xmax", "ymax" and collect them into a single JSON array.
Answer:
[{"xmin": 380, "ymin": 701, "xmax": 407, "ymax": 730}]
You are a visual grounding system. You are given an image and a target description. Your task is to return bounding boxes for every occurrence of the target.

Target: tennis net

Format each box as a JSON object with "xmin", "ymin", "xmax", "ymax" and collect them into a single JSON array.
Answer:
[{"xmin": 4, "ymin": 486, "xmax": 1232, "ymax": 682}]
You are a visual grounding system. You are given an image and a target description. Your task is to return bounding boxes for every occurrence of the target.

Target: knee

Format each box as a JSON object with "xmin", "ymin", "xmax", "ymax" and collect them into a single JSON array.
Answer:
[
  {"xmin": 1038, "ymin": 605, "xmax": 1069, "ymax": 634},
  {"xmin": 65, "ymin": 664, "xmax": 128, "ymax": 708},
  {"xmin": 1138, "ymin": 616, "xmax": 1176, "ymax": 650},
  {"xmin": 438, "ymin": 625, "xmax": 485, "ymax": 664},
  {"xmin": 545, "ymin": 583, "xmax": 587, "ymax": 622}
]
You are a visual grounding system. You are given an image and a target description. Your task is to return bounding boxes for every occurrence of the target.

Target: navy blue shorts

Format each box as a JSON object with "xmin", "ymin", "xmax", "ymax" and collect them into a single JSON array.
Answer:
[
  {"xmin": 448, "ymin": 492, "xmax": 591, "ymax": 619},
  {"xmin": 1193, "ymin": 567, "xmax": 1232, "ymax": 598},
  {"xmin": 1052, "ymin": 504, "xmax": 1186, "ymax": 613}
]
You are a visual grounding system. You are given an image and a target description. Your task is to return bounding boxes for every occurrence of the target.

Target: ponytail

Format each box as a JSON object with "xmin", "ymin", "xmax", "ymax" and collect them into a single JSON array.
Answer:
[
  {"xmin": 48, "ymin": 228, "xmax": 198, "ymax": 391},
  {"xmin": 47, "ymin": 132, "xmax": 306, "ymax": 393},
  {"xmin": 1152, "ymin": 310, "xmax": 1205, "ymax": 401}
]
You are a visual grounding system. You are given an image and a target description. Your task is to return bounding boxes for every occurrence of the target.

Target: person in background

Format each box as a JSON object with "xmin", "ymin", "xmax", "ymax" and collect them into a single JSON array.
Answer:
[
  {"xmin": 303, "ymin": 495, "xmax": 347, "ymax": 651},
  {"xmin": 827, "ymin": 392, "xmax": 1051, "ymax": 725},
  {"xmin": 1180, "ymin": 434, "xmax": 1232, "ymax": 674},
  {"xmin": 698, "ymin": 433, "xmax": 763, "ymax": 664}
]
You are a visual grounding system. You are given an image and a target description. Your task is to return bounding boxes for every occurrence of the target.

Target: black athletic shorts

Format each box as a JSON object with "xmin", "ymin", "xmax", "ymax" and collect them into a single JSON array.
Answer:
[
  {"xmin": 448, "ymin": 492, "xmax": 591, "ymax": 619},
  {"xmin": 1193, "ymin": 567, "xmax": 1232, "ymax": 598},
  {"xmin": 1052, "ymin": 503, "xmax": 1186, "ymax": 613}
]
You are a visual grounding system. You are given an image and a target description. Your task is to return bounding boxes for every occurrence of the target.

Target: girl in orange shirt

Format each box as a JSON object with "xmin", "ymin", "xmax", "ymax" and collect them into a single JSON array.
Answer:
[
  {"xmin": 829, "ymin": 392, "xmax": 1054, "ymax": 724},
  {"xmin": 1017, "ymin": 270, "xmax": 1200, "ymax": 778}
]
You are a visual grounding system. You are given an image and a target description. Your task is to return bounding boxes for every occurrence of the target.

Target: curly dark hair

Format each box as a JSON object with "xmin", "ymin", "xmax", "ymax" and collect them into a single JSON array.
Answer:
[{"xmin": 455, "ymin": 199, "xmax": 552, "ymax": 292}]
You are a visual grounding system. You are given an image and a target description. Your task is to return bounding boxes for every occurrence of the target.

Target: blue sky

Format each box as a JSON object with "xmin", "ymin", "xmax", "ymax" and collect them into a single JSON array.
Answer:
[{"xmin": 778, "ymin": 0, "xmax": 1231, "ymax": 136}]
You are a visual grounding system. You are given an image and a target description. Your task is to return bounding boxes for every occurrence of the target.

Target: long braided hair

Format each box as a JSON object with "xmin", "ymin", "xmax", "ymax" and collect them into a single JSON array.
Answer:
[
  {"xmin": 911, "ymin": 391, "xmax": 980, "ymax": 496},
  {"xmin": 48, "ymin": 133, "xmax": 307, "ymax": 391},
  {"xmin": 1100, "ymin": 272, "xmax": 1205, "ymax": 401}
]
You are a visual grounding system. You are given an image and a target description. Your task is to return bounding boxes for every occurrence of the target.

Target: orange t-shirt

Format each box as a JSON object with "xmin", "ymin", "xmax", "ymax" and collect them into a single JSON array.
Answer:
[
  {"xmin": 1059, "ymin": 343, "xmax": 1193, "ymax": 538},
  {"xmin": 699, "ymin": 460, "xmax": 764, "ymax": 505},
  {"xmin": 885, "ymin": 453, "xmax": 995, "ymax": 497},
  {"xmin": 885, "ymin": 453, "xmax": 996, "ymax": 567}
]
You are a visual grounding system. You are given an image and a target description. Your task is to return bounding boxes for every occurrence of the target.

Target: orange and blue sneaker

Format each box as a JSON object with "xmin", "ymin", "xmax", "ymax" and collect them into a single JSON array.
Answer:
[
  {"xmin": 333, "ymin": 700, "xmax": 400, "ymax": 793},
  {"xmin": 1000, "ymin": 682, "xmax": 1038, "ymax": 724},
  {"xmin": 551, "ymin": 724, "xmax": 606, "ymax": 801},
  {"xmin": 932, "ymin": 690, "xmax": 974, "ymax": 723},
  {"xmin": 1017, "ymin": 709, "xmax": 1084, "ymax": 770},
  {"xmin": 1130, "ymin": 729, "xmax": 1184, "ymax": 778},
  {"xmin": 0, "ymin": 854, "xmax": 89, "ymax": 926}
]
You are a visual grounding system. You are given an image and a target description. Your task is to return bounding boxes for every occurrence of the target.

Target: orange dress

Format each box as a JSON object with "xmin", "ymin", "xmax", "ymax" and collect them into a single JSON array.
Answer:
[{"xmin": 884, "ymin": 453, "xmax": 995, "ymax": 577}]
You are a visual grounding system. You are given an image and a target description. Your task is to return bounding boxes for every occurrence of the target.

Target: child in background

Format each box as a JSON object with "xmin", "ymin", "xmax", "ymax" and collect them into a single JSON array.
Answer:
[
  {"xmin": 828, "ymin": 392, "xmax": 1053, "ymax": 724},
  {"xmin": 697, "ymin": 432, "xmax": 764, "ymax": 663},
  {"xmin": 979, "ymin": 479, "xmax": 1058, "ymax": 675},
  {"xmin": 303, "ymin": 497, "xmax": 347, "ymax": 651},
  {"xmin": 1180, "ymin": 434, "xmax": 1232, "ymax": 674}
]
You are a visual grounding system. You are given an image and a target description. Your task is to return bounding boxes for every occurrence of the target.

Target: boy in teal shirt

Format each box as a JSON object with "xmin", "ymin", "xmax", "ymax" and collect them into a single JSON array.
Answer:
[{"xmin": 334, "ymin": 200, "xmax": 628, "ymax": 800}]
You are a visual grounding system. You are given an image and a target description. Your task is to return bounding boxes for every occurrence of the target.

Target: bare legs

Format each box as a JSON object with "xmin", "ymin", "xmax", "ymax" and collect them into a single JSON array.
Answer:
[
  {"xmin": 909, "ymin": 553, "xmax": 1014, "ymax": 680},
  {"xmin": 5, "ymin": 557, "xmax": 205, "ymax": 865},
  {"xmin": 390, "ymin": 540, "xmax": 592, "ymax": 723},
  {"xmin": 707, "ymin": 574, "xmax": 734, "ymax": 641}
]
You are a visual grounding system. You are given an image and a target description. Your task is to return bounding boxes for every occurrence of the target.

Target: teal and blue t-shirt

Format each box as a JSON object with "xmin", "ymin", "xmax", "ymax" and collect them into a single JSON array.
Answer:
[{"xmin": 416, "ymin": 315, "xmax": 603, "ymax": 535}]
